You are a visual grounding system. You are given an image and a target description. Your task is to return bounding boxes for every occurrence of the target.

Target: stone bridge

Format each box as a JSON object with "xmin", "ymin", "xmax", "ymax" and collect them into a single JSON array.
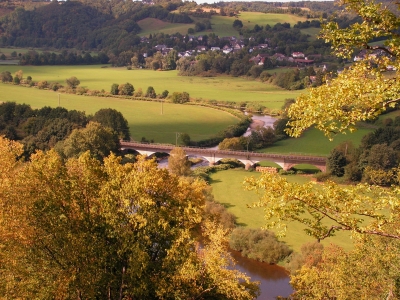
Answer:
[{"xmin": 121, "ymin": 141, "xmax": 327, "ymax": 172}]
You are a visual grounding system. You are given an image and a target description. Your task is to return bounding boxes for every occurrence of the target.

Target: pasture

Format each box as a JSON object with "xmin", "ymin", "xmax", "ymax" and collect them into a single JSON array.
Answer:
[
  {"xmin": 261, "ymin": 127, "xmax": 372, "ymax": 156},
  {"xmin": 210, "ymin": 169, "xmax": 354, "ymax": 252},
  {"xmin": 0, "ymin": 65, "xmax": 302, "ymax": 107},
  {"xmin": 237, "ymin": 12, "xmax": 308, "ymax": 28},
  {"xmin": 137, "ymin": 11, "xmax": 310, "ymax": 37},
  {"xmin": 0, "ymin": 84, "xmax": 239, "ymax": 144}
]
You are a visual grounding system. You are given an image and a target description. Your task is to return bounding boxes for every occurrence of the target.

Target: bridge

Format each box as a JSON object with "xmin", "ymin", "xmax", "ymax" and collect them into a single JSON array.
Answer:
[{"xmin": 120, "ymin": 141, "xmax": 327, "ymax": 172}]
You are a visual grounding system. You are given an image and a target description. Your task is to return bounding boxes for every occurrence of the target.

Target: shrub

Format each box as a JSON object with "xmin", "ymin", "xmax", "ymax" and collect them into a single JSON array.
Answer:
[
  {"xmin": 37, "ymin": 80, "xmax": 48, "ymax": 89},
  {"xmin": 76, "ymin": 87, "xmax": 88, "ymax": 95},
  {"xmin": 204, "ymin": 201, "xmax": 236, "ymax": 230},
  {"xmin": 314, "ymin": 171, "xmax": 331, "ymax": 182},
  {"xmin": 285, "ymin": 241, "xmax": 324, "ymax": 274},
  {"xmin": 50, "ymin": 82, "xmax": 63, "ymax": 91},
  {"xmin": 229, "ymin": 228, "xmax": 292, "ymax": 264}
]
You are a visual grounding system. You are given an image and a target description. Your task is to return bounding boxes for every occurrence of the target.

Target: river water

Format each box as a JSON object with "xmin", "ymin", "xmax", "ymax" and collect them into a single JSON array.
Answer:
[{"xmin": 230, "ymin": 250, "xmax": 293, "ymax": 299}]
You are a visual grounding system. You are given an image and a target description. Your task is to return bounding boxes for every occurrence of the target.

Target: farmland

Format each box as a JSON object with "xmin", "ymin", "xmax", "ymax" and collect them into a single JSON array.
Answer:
[
  {"xmin": 0, "ymin": 83, "xmax": 239, "ymax": 144},
  {"xmin": 138, "ymin": 11, "xmax": 309, "ymax": 37},
  {"xmin": 0, "ymin": 65, "xmax": 302, "ymax": 108}
]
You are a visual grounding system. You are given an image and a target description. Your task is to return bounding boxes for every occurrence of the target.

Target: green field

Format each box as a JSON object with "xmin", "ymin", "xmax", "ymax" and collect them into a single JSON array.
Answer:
[
  {"xmin": 238, "ymin": 12, "xmax": 308, "ymax": 28},
  {"xmin": 210, "ymin": 169, "xmax": 354, "ymax": 252},
  {"xmin": 137, "ymin": 18, "xmax": 194, "ymax": 36},
  {"xmin": 261, "ymin": 127, "xmax": 372, "ymax": 156},
  {"xmin": 300, "ymin": 27, "xmax": 322, "ymax": 41},
  {"xmin": 138, "ymin": 12, "xmax": 309, "ymax": 37},
  {"xmin": 0, "ymin": 84, "xmax": 239, "ymax": 143},
  {"xmin": 0, "ymin": 65, "xmax": 301, "ymax": 107}
]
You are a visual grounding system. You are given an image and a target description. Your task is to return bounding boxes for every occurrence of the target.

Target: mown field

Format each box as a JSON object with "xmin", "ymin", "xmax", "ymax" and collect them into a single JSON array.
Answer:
[
  {"xmin": 210, "ymin": 169, "xmax": 354, "ymax": 252},
  {"xmin": 0, "ymin": 65, "xmax": 302, "ymax": 108},
  {"xmin": 237, "ymin": 12, "xmax": 308, "ymax": 28},
  {"xmin": 0, "ymin": 84, "xmax": 239, "ymax": 143},
  {"xmin": 261, "ymin": 126, "xmax": 372, "ymax": 156}
]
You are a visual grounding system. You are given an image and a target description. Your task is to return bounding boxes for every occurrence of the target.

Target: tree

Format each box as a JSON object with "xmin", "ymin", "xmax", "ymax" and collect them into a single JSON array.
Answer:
[
  {"xmin": 218, "ymin": 137, "xmax": 246, "ymax": 151},
  {"xmin": 161, "ymin": 89, "xmax": 169, "ymax": 98},
  {"xmin": 14, "ymin": 70, "xmax": 23, "ymax": 81},
  {"xmin": 110, "ymin": 83, "xmax": 119, "ymax": 95},
  {"xmin": 0, "ymin": 137, "xmax": 258, "ymax": 299},
  {"xmin": 327, "ymin": 148, "xmax": 347, "ymax": 177},
  {"xmin": 171, "ymin": 91, "xmax": 190, "ymax": 104},
  {"xmin": 179, "ymin": 133, "xmax": 191, "ymax": 146},
  {"xmin": 0, "ymin": 71, "xmax": 12, "ymax": 83},
  {"xmin": 56, "ymin": 121, "xmax": 120, "ymax": 161},
  {"xmin": 92, "ymin": 108, "xmax": 130, "ymax": 140},
  {"xmin": 245, "ymin": 1, "xmax": 400, "ymax": 297},
  {"xmin": 286, "ymin": 0, "xmax": 400, "ymax": 140},
  {"xmin": 65, "ymin": 76, "xmax": 80, "ymax": 89},
  {"xmin": 145, "ymin": 86, "xmax": 156, "ymax": 98},
  {"xmin": 168, "ymin": 147, "xmax": 192, "ymax": 176},
  {"xmin": 233, "ymin": 19, "xmax": 243, "ymax": 29},
  {"xmin": 118, "ymin": 82, "xmax": 134, "ymax": 96}
]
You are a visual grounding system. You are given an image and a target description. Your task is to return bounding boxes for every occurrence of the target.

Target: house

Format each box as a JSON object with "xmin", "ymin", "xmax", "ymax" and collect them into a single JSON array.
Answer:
[
  {"xmin": 294, "ymin": 58, "xmax": 314, "ymax": 66},
  {"xmin": 271, "ymin": 53, "xmax": 287, "ymax": 61},
  {"xmin": 211, "ymin": 47, "xmax": 221, "ymax": 51},
  {"xmin": 196, "ymin": 46, "xmax": 207, "ymax": 52},
  {"xmin": 292, "ymin": 52, "xmax": 305, "ymax": 58},
  {"xmin": 154, "ymin": 44, "xmax": 167, "ymax": 51}
]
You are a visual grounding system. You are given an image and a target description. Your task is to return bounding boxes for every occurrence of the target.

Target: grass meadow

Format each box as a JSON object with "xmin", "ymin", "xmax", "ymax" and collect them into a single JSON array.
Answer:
[
  {"xmin": 238, "ymin": 12, "xmax": 308, "ymax": 29},
  {"xmin": 138, "ymin": 12, "xmax": 309, "ymax": 37},
  {"xmin": 0, "ymin": 84, "xmax": 239, "ymax": 143},
  {"xmin": 0, "ymin": 65, "xmax": 302, "ymax": 108},
  {"xmin": 210, "ymin": 169, "xmax": 354, "ymax": 252},
  {"xmin": 261, "ymin": 127, "xmax": 372, "ymax": 156}
]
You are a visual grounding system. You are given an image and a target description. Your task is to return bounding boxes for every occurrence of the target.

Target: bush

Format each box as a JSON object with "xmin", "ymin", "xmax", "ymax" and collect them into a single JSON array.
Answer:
[
  {"xmin": 37, "ymin": 80, "xmax": 48, "ymax": 89},
  {"xmin": 50, "ymin": 82, "xmax": 63, "ymax": 91},
  {"xmin": 285, "ymin": 241, "xmax": 324, "ymax": 274},
  {"xmin": 204, "ymin": 201, "xmax": 236, "ymax": 230},
  {"xmin": 314, "ymin": 171, "xmax": 331, "ymax": 182},
  {"xmin": 229, "ymin": 228, "xmax": 292, "ymax": 264}
]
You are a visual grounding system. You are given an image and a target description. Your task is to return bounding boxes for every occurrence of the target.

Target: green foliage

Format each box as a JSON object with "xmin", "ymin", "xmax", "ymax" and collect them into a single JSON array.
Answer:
[
  {"xmin": 229, "ymin": 228, "xmax": 292, "ymax": 263},
  {"xmin": 218, "ymin": 137, "xmax": 246, "ymax": 151},
  {"xmin": 232, "ymin": 19, "xmax": 243, "ymax": 29},
  {"xmin": 179, "ymin": 132, "xmax": 191, "ymax": 146},
  {"xmin": 0, "ymin": 71, "xmax": 12, "ymax": 83},
  {"xmin": 161, "ymin": 89, "xmax": 169, "ymax": 98},
  {"xmin": 55, "ymin": 121, "xmax": 120, "ymax": 161},
  {"xmin": 118, "ymin": 82, "xmax": 134, "ymax": 96},
  {"xmin": 91, "ymin": 108, "xmax": 130, "ymax": 140},
  {"xmin": 110, "ymin": 83, "xmax": 119, "ymax": 95},
  {"xmin": 145, "ymin": 86, "xmax": 156, "ymax": 98},
  {"xmin": 327, "ymin": 148, "xmax": 347, "ymax": 177},
  {"xmin": 170, "ymin": 91, "xmax": 190, "ymax": 103}
]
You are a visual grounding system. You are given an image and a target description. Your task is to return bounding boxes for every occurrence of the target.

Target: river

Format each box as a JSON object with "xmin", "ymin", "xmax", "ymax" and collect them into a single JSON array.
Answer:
[{"xmin": 230, "ymin": 250, "xmax": 293, "ymax": 299}]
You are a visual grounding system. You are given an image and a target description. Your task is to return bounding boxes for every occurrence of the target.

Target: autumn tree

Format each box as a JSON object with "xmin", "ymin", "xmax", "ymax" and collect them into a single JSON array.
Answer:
[
  {"xmin": 245, "ymin": 0, "xmax": 400, "ymax": 298},
  {"xmin": 0, "ymin": 137, "xmax": 258, "ymax": 299},
  {"xmin": 168, "ymin": 147, "xmax": 192, "ymax": 176},
  {"xmin": 65, "ymin": 76, "xmax": 80, "ymax": 89}
]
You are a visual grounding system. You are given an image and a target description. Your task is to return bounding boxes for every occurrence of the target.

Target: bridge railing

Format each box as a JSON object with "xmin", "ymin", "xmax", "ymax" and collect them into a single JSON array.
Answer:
[{"xmin": 120, "ymin": 140, "xmax": 327, "ymax": 161}]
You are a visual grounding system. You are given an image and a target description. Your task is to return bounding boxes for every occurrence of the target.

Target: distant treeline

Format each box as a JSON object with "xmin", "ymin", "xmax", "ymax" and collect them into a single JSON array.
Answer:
[
  {"xmin": 19, "ymin": 51, "xmax": 109, "ymax": 65},
  {"xmin": 0, "ymin": 1, "xmax": 192, "ymax": 51}
]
